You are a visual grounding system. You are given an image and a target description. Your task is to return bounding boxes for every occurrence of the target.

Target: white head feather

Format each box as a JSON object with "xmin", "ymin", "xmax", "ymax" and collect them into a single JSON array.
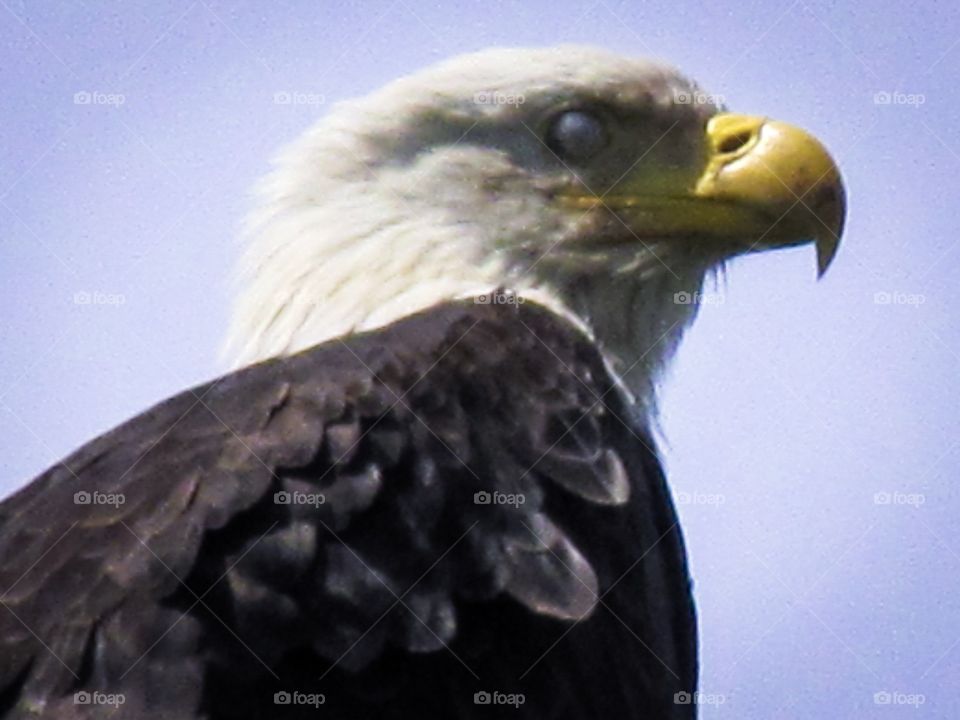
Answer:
[{"xmin": 225, "ymin": 46, "xmax": 720, "ymax": 407}]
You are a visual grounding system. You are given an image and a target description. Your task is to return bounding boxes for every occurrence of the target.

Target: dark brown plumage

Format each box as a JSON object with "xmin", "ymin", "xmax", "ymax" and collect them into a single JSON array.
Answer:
[{"xmin": 0, "ymin": 300, "xmax": 695, "ymax": 719}]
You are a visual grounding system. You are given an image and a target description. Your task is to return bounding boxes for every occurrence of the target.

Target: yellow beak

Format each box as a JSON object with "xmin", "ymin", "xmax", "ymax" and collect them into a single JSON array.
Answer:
[
  {"xmin": 694, "ymin": 113, "xmax": 845, "ymax": 276},
  {"xmin": 560, "ymin": 113, "xmax": 846, "ymax": 276}
]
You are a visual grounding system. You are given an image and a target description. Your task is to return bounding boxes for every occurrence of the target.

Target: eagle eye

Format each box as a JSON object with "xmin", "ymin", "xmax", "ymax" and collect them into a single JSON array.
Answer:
[{"xmin": 545, "ymin": 109, "xmax": 607, "ymax": 163}]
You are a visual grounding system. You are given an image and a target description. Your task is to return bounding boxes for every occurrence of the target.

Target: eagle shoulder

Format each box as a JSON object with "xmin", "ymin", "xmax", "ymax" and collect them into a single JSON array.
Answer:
[{"xmin": 0, "ymin": 299, "xmax": 694, "ymax": 718}]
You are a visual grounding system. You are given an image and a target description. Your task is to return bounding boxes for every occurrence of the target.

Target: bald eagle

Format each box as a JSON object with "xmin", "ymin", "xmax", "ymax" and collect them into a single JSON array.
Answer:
[{"xmin": 0, "ymin": 47, "xmax": 844, "ymax": 719}]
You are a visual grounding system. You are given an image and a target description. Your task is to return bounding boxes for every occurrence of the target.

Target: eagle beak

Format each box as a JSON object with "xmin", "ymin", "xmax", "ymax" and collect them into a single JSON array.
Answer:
[
  {"xmin": 565, "ymin": 112, "xmax": 846, "ymax": 277},
  {"xmin": 695, "ymin": 113, "xmax": 845, "ymax": 277}
]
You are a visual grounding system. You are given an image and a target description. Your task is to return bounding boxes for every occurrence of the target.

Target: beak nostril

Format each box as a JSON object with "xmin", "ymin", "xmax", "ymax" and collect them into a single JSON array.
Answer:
[{"xmin": 717, "ymin": 130, "xmax": 753, "ymax": 155}]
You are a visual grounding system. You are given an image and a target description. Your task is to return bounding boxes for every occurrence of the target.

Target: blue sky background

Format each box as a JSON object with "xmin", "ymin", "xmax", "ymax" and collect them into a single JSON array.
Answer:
[{"xmin": 1, "ymin": 1, "xmax": 958, "ymax": 717}]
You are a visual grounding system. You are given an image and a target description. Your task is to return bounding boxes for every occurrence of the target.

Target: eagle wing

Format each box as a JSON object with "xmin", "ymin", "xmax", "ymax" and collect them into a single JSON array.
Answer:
[{"xmin": 0, "ymin": 300, "xmax": 695, "ymax": 719}]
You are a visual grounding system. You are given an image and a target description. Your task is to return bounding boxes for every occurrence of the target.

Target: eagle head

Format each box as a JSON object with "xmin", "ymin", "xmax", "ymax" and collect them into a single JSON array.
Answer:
[{"xmin": 226, "ymin": 46, "xmax": 845, "ymax": 407}]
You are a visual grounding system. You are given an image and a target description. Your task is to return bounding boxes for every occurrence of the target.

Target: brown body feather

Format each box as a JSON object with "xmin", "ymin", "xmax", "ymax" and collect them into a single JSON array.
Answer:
[{"xmin": 0, "ymin": 300, "xmax": 695, "ymax": 719}]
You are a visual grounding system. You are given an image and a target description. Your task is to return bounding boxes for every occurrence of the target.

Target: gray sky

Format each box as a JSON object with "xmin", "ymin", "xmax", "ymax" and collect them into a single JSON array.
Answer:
[{"xmin": 1, "ymin": 1, "xmax": 958, "ymax": 717}]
